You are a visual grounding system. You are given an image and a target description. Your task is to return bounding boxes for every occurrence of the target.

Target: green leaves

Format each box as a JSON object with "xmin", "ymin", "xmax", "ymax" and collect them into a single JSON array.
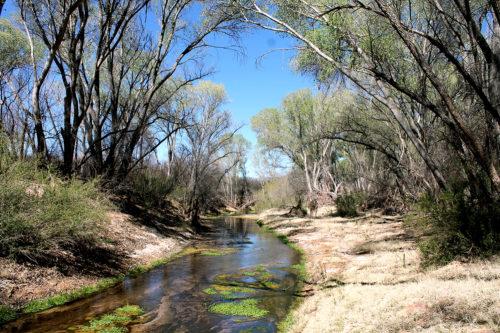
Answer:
[
  {"xmin": 0, "ymin": 19, "xmax": 34, "ymax": 73},
  {"xmin": 251, "ymin": 88, "xmax": 349, "ymax": 168}
]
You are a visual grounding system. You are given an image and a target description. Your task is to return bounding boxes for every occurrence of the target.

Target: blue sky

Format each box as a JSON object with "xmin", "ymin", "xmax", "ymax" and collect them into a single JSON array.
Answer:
[
  {"xmin": 204, "ymin": 29, "xmax": 314, "ymax": 176},
  {"xmin": 2, "ymin": 0, "xmax": 315, "ymax": 176}
]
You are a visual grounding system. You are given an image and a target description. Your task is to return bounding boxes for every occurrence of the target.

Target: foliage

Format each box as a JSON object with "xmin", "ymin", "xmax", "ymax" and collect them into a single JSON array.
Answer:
[
  {"xmin": 242, "ymin": 0, "xmax": 500, "ymax": 264},
  {"xmin": 180, "ymin": 81, "xmax": 241, "ymax": 224},
  {"xmin": 127, "ymin": 167, "xmax": 176, "ymax": 209},
  {"xmin": 0, "ymin": 19, "xmax": 32, "ymax": 73},
  {"xmin": 208, "ymin": 299, "xmax": 269, "ymax": 318},
  {"xmin": 254, "ymin": 176, "xmax": 297, "ymax": 212},
  {"xmin": 416, "ymin": 189, "xmax": 499, "ymax": 267},
  {"xmin": 0, "ymin": 305, "xmax": 17, "ymax": 325},
  {"xmin": 335, "ymin": 193, "xmax": 364, "ymax": 217},
  {"xmin": 252, "ymin": 89, "xmax": 346, "ymax": 201},
  {"xmin": 0, "ymin": 149, "xmax": 110, "ymax": 265}
]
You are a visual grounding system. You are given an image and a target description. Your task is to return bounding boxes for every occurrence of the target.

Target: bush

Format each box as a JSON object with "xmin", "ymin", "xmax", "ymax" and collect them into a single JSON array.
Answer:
[
  {"xmin": 416, "ymin": 189, "xmax": 499, "ymax": 267},
  {"xmin": 336, "ymin": 192, "xmax": 364, "ymax": 217},
  {"xmin": 0, "ymin": 153, "xmax": 110, "ymax": 265},
  {"xmin": 127, "ymin": 168, "xmax": 176, "ymax": 209}
]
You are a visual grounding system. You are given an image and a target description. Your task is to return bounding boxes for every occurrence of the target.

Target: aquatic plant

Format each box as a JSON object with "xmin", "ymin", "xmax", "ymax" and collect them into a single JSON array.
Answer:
[
  {"xmin": 203, "ymin": 285, "xmax": 256, "ymax": 299},
  {"xmin": 199, "ymin": 248, "xmax": 236, "ymax": 256},
  {"xmin": 77, "ymin": 305, "xmax": 144, "ymax": 332},
  {"xmin": 208, "ymin": 299, "xmax": 268, "ymax": 318},
  {"xmin": 23, "ymin": 277, "xmax": 122, "ymax": 314}
]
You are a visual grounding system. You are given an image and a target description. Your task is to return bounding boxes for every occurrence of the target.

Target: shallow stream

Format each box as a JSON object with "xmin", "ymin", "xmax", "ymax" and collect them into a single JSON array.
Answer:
[{"xmin": 3, "ymin": 217, "xmax": 300, "ymax": 333}]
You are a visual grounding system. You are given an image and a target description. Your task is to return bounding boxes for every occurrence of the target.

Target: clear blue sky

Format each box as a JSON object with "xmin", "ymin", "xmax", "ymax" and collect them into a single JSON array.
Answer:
[
  {"xmin": 204, "ymin": 29, "xmax": 314, "ymax": 176},
  {"xmin": 2, "ymin": 1, "xmax": 315, "ymax": 176}
]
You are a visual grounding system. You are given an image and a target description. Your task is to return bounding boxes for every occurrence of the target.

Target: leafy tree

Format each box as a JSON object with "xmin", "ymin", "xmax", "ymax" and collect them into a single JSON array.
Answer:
[{"xmin": 252, "ymin": 89, "xmax": 345, "ymax": 201}]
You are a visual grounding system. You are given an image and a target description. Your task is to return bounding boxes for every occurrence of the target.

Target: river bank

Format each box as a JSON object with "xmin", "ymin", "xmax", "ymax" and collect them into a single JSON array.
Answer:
[
  {"xmin": 0, "ymin": 209, "xmax": 193, "ymax": 324},
  {"xmin": 240, "ymin": 207, "xmax": 500, "ymax": 333}
]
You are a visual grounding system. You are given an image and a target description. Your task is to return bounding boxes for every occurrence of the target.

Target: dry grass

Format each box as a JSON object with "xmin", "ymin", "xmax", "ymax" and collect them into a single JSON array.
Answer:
[
  {"xmin": 253, "ymin": 207, "xmax": 500, "ymax": 333},
  {"xmin": 291, "ymin": 278, "xmax": 499, "ymax": 333}
]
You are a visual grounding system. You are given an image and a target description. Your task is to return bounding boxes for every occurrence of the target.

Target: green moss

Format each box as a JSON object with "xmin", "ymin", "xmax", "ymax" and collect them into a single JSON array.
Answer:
[
  {"xmin": 77, "ymin": 305, "xmax": 143, "ymax": 332},
  {"xmin": 276, "ymin": 234, "xmax": 290, "ymax": 244},
  {"xmin": 114, "ymin": 305, "xmax": 144, "ymax": 317},
  {"xmin": 208, "ymin": 299, "xmax": 268, "ymax": 318},
  {"xmin": 23, "ymin": 277, "xmax": 123, "ymax": 314},
  {"xmin": 178, "ymin": 247, "xmax": 236, "ymax": 257},
  {"xmin": 242, "ymin": 265, "xmax": 268, "ymax": 278},
  {"xmin": 203, "ymin": 287, "xmax": 218, "ymax": 295},
  {"xmin": 203, "ymin": 285, "xmax": 256, "ymax": 299},
  {"xmin": 277, "ymin": 310, "xmax": 296, "ymax": 332},
  {"xmin": 242, "ymin": 270, "xmax": 258, "ymax": 277},
  {"xmin": 23, "ymin": 258, "xmax": 176, "ymax": 315},
  {"xmin": 262, "ymin": 281, "xmax": 280, "ymax": 290},
  {"xmin": 214, "ymin": 267, "xmax": 278, "ymax": 289},
  {"xmin": 128, "ymin": 256, "xmax": 176, "ymax": 278},
  {"xmin": 0, "ymin": 305, "xmax": 17, "ymax": 325},
  {"xmin": 290, "ymin": 262, "xmax": 308, "ymax": 281}
]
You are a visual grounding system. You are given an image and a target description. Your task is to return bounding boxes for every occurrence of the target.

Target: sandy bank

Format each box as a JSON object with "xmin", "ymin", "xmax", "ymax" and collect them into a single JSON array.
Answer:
[{"xmin": 250, "ymin": 207, "xmax": 499, "ymax": 333}]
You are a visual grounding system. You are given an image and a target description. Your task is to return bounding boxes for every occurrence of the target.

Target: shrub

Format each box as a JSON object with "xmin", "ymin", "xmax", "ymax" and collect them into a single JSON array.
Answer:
[
  {"xmin": 127, "ymin": 168, "xmax": 175, "ymax": 209},
  {"xmin": 0, "ymin": 151, "xmax": 110, "ymax": 265},
  {"xmin": 336, "ymin": 192, "xmax": 364, "ymax": 217},
  {"xmin": 416, "ymin": 189, "xmax": 499, "ymax": 267}
]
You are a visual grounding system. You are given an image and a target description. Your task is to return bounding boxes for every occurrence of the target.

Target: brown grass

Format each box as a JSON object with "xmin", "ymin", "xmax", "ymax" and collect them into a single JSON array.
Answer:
[{"xmin": 252, "ymin": 206, "xmax": 500, "ymax": 333}]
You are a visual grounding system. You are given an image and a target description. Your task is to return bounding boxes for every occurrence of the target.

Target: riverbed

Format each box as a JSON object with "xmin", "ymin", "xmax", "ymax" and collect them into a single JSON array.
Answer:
[{"xmin": 3, "ymin": 217, "xmax": 301, "ymax": 332}]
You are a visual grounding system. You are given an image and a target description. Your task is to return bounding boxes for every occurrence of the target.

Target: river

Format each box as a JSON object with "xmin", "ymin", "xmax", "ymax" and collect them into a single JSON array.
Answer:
[{"xmin": 3, "ymin": 217, "xmax": 301, "ymax": 332}]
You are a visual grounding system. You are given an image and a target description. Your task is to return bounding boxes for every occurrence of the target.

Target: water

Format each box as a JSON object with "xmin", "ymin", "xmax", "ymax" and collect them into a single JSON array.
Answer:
[{"xmin": 3, "ymin": 217, "xmax": 300, "ymax": 332}]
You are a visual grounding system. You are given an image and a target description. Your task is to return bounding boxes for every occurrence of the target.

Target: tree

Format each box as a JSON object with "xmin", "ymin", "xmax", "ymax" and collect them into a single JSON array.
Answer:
[
  {"xmin": 237, "ymin": 0, "xmax": 500, "ymax": 199},
  {"xmin": 0, "ymin": 19, "xmax": 35, "ymax": 158},
  {"xmin": 182, "ymin": 82, "xmax": 239, "ymax": 227},
  {"xmin": 252, "ymin": 89, "xmax": 343, "ymax": 201},
  {"xmin": 220, "ymin": 134, "xmax": 251, "ymax": 209},
  {"xmin": 13, "ymin": 0, "xmax": 243, "ymax": 180},
  {"xmin": 0, "ymin": 1, "xmax": 5, "ymax": 17}
]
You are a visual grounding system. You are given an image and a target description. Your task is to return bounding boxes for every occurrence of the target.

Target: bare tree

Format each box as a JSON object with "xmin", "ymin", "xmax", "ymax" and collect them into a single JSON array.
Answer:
[{"xmin": 182, "ymin": 82, "xmax": 239, "ymax": 227}]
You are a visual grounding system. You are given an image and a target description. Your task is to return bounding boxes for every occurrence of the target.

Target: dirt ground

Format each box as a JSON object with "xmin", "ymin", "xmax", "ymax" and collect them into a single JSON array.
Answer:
[
  {"xmin": 245, "ymin": 207, "xmax": 500, "ymax": 333},
  {"xmin": 0, "ymin": 211, "xmax": 190, "ymax": 308}
]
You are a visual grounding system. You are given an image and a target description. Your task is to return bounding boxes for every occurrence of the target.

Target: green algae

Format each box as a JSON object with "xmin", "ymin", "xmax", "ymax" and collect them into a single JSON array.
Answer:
[
  {"xmin": 212, "ymin": 265, "xmax": 281, "ymax": 292},
  {"xmin": 208, "ymin": 299, "xmax": 268, "ymax": 318},
  {"xmin": 76, "ymin": 305, "xmax": 144, "ymax": 333},
  {"xmin": 203, "ymin": 285, "xmax": 256, "ymax": 299}
]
